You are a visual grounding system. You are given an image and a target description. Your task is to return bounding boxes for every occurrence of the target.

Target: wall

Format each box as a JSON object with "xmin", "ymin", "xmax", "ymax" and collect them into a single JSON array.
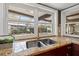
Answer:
[{"xmin": 0, "ymin": 3, "xmax": 8, "ymax": 35}]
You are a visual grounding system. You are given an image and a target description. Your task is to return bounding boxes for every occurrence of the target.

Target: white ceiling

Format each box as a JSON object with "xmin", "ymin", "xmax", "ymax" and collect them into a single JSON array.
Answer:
[{"xmin": 41, "ymin": 3, "xmax": 78, "ymax": 10}]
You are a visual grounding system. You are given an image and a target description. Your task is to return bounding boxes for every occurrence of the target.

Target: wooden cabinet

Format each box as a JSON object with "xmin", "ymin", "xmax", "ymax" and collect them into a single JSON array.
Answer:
[
  {"xmin": 35, "ymin": 43, "xmax": 79, "ymax": 56},
  {"xmin": 72, "ymin": 43, "xmax": 79, "ymax": 56},
  {"xmin": 35, "ymin": 44, "xmax": 72, "ymax": 56}
]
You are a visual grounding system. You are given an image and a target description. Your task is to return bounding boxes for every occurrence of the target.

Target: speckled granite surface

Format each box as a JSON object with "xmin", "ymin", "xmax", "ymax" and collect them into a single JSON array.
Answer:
[
  {"xmin": 0, "ymin": 48, "xmax": 12, "ymax": 56},
  {"xmin": 0, "ymin": 37, "xmax": 79, "ymax": 56}
]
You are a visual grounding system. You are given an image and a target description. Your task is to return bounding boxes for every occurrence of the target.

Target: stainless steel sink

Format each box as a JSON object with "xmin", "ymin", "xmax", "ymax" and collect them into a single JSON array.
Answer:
[
  {"xmin": 39, "ymin": 39, "xmax": 56, "ymax": 45},
  {"xmin": 26, "ymin": 40, "xmax": 45, "ymax": 49},
  {"xmin": 26, "ymin": 39, "xmax": 56, "ymax": 49}
]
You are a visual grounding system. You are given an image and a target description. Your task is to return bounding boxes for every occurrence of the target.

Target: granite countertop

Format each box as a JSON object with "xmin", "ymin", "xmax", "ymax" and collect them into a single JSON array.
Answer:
[{"xmin": 0, "ymin": 37, "xmax": 79, "ymax": 56}]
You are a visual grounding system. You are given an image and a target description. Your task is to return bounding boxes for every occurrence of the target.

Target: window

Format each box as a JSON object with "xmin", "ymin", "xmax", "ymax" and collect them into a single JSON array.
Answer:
[
  {"xmin": 8, "ymin": 9, "xmax": 35, "ymax": 35},
  {"xmin": 65, "ymin": 14, "xmax": 79, "ymax": 35},
  {"xmin": 38, "ymin": 11, "xmax": 52, "ymax": 34},
  {"xmin": 66, "ymin": 24, "xmax": 79, "ymax": 35},
  {"xmin": 38, "ymin": 21, "xmax": 51, "ymax": 33},
  {"xmin": 8, "ymin": 6, "xmax": 54, "ymax": 39}
]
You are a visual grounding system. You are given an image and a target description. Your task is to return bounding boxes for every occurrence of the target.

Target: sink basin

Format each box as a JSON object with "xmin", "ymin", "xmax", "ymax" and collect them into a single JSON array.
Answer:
[
  {"xmin": 39, "ymin": 39, "xmax": 56, "ymax": 45},
  {"xmin": 26, "ymin": 39, "xmax": 56, "ymax": 49},
  {"xmin": 26, "ymin": 40, "xmax": 44, "ymax": 49}
]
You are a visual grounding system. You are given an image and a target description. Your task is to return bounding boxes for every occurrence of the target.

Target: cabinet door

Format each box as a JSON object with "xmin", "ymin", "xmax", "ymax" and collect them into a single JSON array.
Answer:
[
  {"xmin": 67, "ymin": 44, "xmax": 72, "ymax": 56},
  {"xmin": 72, "ymin": 44, "xmax": 79, "ymax": 56},
  {"xmin": 36, "ymin": 44, "xmax": 71, "ymax": 56},
  {"xmin": 53, "ymin": 45, "xmax": 69, "ymax": 56}
]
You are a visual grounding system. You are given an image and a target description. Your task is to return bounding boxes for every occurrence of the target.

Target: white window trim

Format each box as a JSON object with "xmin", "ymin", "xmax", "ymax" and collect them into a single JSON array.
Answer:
[
  {"xmin": 61, "ymin": 5, "xmax": 79, "ymax": 37},
  {"xmin": 0, "ymin": 4, "xmax": 58, "ymax": 40}
]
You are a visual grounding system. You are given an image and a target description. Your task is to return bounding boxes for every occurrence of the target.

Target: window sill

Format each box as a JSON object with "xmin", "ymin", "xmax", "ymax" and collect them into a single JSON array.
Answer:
[{"xmin": 12, "ymin": 34, "xmax": 36, "ymax": 40}]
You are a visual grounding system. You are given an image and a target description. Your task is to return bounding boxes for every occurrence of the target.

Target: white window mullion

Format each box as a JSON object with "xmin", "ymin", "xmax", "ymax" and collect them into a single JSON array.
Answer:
[
  {"xmin": 51, "ymin": 14, "xmax": 54, "ymax": 35},
  {"xmin": 34, "ymin": 9, "xmax": 38, "ymax": 37}
]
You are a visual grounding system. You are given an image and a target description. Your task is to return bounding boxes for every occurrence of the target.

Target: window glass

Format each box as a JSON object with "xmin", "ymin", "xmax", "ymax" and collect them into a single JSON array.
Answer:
[
  {"xmin": 66, "ymin": 24, "xmax": 79, "ymax": 35},
  {"xmin": 38, "ymin": 11, "xmax": 52, "ymax": 33},
  {"xmin": 20, "ymin": 15, "xmax": 34, "ymax": 22},
  {"xmin": 8, "ymin": 9, "xmax": 34, "ymax": 35},
  {"xmin": 66, "ymin": 14, "xmax": 79, "ymax": 35},
  {"xmin": 8, "ymin": 12, "xmax": 20, "ymax": 21}
]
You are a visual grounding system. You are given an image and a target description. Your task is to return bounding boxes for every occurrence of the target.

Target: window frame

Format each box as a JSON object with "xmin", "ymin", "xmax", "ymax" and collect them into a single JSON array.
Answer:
[{"xmin": 8, "ymin": 6, "xmax": 54, "ymax": 40}]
